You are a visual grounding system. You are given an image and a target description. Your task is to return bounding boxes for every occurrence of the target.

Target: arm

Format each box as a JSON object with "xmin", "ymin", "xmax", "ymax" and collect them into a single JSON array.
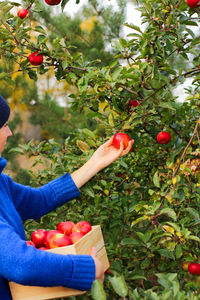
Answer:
[
  {"xmin": 8, "ymin": 136, "xmax": 133, "ymax": 219},
  {"xmin": 0, "ymin": 220, "xmax": 95, "ymax": 290},
  {"xmin": 6, "ymin": 173, "xmax": 80, "ymax": 220},
  {"xmin": 71, "ymin": 136, "xmax": 134, "ymax": 188}
]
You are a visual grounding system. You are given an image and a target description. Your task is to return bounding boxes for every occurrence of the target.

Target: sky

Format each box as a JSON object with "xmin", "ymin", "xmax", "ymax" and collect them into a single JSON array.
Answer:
[{"xmin": 62, "ymin": 0, "xmax": 144, "ymax": 35}]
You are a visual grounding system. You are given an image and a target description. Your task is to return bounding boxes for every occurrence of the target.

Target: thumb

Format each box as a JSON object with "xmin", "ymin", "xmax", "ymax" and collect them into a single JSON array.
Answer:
[{"xmin": 90, "ymin": 247, "xmax": 98, "ymax": 257}]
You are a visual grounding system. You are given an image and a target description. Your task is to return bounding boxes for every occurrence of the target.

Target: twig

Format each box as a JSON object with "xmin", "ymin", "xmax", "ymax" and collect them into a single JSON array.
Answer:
[{"xmin": 172, "ymin": 120, "xmax": 199, "ymax": 178}]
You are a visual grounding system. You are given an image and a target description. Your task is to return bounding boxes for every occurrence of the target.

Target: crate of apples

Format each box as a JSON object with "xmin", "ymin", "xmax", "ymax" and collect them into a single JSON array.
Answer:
[{"xmin": 9, "ymin": 221, "xmax": 110, "ymax": 300}]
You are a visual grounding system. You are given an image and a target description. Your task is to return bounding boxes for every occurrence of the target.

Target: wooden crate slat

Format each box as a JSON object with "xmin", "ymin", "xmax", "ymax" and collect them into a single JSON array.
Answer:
[{"xmin": 9, "ymin": 283, "xmax": 85, "ymax": 300}]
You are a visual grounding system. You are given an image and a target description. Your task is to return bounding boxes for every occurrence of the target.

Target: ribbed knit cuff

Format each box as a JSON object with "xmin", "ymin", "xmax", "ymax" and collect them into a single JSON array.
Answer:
[
  {"xmin": 66, "ymin": 255, "xmax": 95, "ymax": 291},
  {"xmin": 48, "ymin": 173, "xmax": 80, "ymax": 205}
]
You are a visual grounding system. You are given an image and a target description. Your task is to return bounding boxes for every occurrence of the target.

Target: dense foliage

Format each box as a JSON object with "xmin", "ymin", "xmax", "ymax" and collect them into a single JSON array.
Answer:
[{"xmin": 0, "ymin": 0, "xmax": 200, "ymax": 298}]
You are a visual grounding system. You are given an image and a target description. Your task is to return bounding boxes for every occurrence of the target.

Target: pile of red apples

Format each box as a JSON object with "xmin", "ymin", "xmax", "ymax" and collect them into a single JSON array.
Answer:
[{"xmin": 26, "ymin": 221, "xmax": 92, "ymax": 250}]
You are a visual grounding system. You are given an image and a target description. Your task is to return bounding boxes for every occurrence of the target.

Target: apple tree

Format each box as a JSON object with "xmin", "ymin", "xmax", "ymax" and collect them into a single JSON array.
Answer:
[{"xmin": 1, "ymin": 0, "xmax": 200, "ymax": 298}]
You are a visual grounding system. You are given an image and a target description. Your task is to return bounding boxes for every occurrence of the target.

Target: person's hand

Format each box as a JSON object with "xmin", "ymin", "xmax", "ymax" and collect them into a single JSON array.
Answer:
[
  {"xmin": 71, "ymin": 136, "xmax": 134, "ymax": 189},
  {"xmin": 90, "ymin": 247, "xmax": 104, "ymax": 283},
  {"xmin": 89, "ymin": 136, "xmax": 134, "ymax": 172}
]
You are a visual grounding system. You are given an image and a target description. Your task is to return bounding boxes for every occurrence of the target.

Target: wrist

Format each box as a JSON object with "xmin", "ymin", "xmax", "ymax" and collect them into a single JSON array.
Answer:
[{"xmin": 87, "ymin": 156, "xmax": 101, "ymax": 174}]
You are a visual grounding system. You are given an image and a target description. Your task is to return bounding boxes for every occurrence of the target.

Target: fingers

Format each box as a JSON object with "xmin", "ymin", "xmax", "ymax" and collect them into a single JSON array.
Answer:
[
  {"xmin": 121, "ymin": 139, "xmax": 134, "ymax": 156},
  {"xmin": 104, "ymin": 136, "xmax": 114, "ymax": 147}
]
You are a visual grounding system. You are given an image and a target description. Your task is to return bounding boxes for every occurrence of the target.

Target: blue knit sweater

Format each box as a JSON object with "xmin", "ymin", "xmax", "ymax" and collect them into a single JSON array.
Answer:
[{"xmin": 0, "ymin": 157, "xmax": 95, "ymax": 300}]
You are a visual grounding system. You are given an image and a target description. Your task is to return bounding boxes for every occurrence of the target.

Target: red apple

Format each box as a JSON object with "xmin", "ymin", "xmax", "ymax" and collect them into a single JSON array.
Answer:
[
  {"xmin": 43, "ymin": 230, "xmax": 61, "ymax": 248},
  {"xmin": 72, "ymin": 221, "xmax": 92, "ymax": 235},
  {"xmin": 188, "ymin": 262, "xmax": 200, "ymax": 275},
  {"xmin": 31, "ymin": 229, "xmax": 47, "ymax": 248},
  {"xmin": 57, "ymin": 221, "xmax": 75, "ymax": 235},
  {"xmin": 69, "ymin": 232, "xmax": 85, "ymax": 244},
  {"xmin": 157, "ymin": 131, "xmax": 171, "ymax": 144},
  {"xmin": 26, "ymin": 240, "xmax": 36, "ymax": 248},
  {"xmin": 17, "ymin": 8, "xmax": 29, "ymax": 19},
  {"xmin": 112, "ymin": 132, "xmax": 131, "ymax": 149},
  {"xmin": 28, "ymin": 52, "xmax": 43, "ymax": 66},
  {"xmin": 128, "ymin": 100, "xmax": 140, "ymax": 111},
  {"xmin": 38, "ymin": 247, "xmax": 48, "ymax": 250},
  {"xmin": 49, "ymin": 233, "xmax": 72, "ymax": 249},
  {"xmin": 187, "ymin": 0, "xmax": 199, "ymax": 7},
  {"xmin": 44, "ymin": 0, "xmax": 62, "ymax": 5}
]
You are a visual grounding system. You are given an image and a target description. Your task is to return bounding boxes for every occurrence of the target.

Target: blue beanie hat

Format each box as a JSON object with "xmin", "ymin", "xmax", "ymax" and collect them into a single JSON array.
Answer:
[{"xmin": 0, "ymin": 95, "xmax": 10, "ymax": 128}]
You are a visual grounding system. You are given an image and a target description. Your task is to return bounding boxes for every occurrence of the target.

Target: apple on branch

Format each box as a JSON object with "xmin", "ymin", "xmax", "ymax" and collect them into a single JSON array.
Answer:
[
  {"xmin": 187, "ymin": 0, "xmax": 200, "ymax": 7},
  {"xmin": 28, "ymin": 52, "xmax": 43, "ymax": 66},
  {"xmin": 188, "ymin": 262, "xmax": 200, "ymax": 275},
  {"xmin": 44, "ymin": 0, "xmax": 62, "ymax": 5},
  {"xmin": 182, "ymin": 262, "xmax": 189, "ymax": 271},
  {"xmin": 127, "ymin": 100, "xmax": 140, "ymax": 111},
  {"xmin": 17, "ymin": 8, "xmax": 29, "ymax": 19},
  {"xmin": 157, "ymin": 131, "xmax": 171, "ymax": 144},
  {"xmin": 57, "ymin": 221, "xmax": 75, "ymax": 235}
]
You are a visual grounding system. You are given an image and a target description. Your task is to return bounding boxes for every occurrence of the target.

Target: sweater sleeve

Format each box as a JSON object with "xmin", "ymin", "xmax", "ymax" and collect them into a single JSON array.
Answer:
[
  {"xmin": 0, "ymin": 220, "xmax": 95, "ymax": 290},
  {"xmin": 4, "ymin": 173, "xmax": 80, "ymax": 220}
]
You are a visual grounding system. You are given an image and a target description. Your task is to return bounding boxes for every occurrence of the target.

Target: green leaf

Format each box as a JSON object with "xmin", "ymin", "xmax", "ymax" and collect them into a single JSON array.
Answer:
[
  {"xmin": 61, "ymin": 0, "xmax": 70, "ymax": 11},
  {"xmin": 108, "ymin": 275, "xmax": 128, "ymax": 297},
  {"xmin": 185, "ymin": 208, "xmax": 199, "ymax": 220},
  {"xmin": 0, "ymin": 72, "xmax": 8, "ymax": 80},
  {"xmin": 130, "ymin": 275, "xmax": 147, "ymax": 281},
  {"xmin": 62, "ymin": 60, "xmax": 68, "ymax": 70},
  {"xmin": 124, "ymin": 23, "xmax": 143, "ymax": 33},
  {"xmin": 156, "ymin": 273, "xmax": 177, "ymax": 289},
  {"xmin": 165, "ymin": 39, "xmax": 173, "ymax": 52},
  {"xmin": 28, "ymin": 70, "xmax": 38, "ymax": 81},
  {"xmin": 9, "ymin": 147, "xmax": 24, "ymax": 154},
  {"xmin": 192, "ymin": 75, "xmax": 200, "ymax": 84},
  {"xmin": 159, "ymin": 208, "xmax": 177, "ymax": 220},
  {"xmin": 91, "ymin": 280, "xmax": 106, "ymax": 300},
  {"xmin": 119, "ymin": 38, "xmax": 128, "ymax": 48},
  {"xmin": 131, "ymin": 216, "xmax": 149, "ymax": 227},
  {"xmin": 188, "ymin": 235, "xmax": 200, "ymax": 242},
  {"xmin": 153, "ymin": 170, "xmax": 160, "ymax": 188},
  {"xmin": 34, "ymin": 26, "xmax": 46, "ymax": 34},
  {"xmin": 83, "ymin": 186, "xmax": 95, "ymax": 198},
  {"xmin": 157, "ymin": 249, "xmax": 175, "ymax": 260},
  {"xmin": 159, "ymin": 102, "xmax": 176, "ymax": 111},
  {"xmin": 112, "ymin": 67, "xmax": 121, "ymax": 81},
  {"xmin": 121, "ymin": 237, "xmax": 140, "ymax": 245},
  {"xmin": 176, "ymin": 245, "xmax": 183, "ymax": 259},
  {"xmin": 76, "ymin": 140, "xmax": 90, "ymax": 153},
  {"xmin": 82, "ymin": 128, "xmax": 96, "ymax": 140},
  {"xmin": 191, "ymin": 37, "xmax": 200, "ymax": 46},
  {"xmin": 180, "ymin": 20, "xmax": 198, "ymax": 26}
]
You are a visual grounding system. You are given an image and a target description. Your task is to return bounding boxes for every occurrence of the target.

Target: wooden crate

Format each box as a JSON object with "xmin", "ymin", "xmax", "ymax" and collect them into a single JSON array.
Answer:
[{"xmin": 9, "ymin": 225, "xmax": 109, "ymax": 300}]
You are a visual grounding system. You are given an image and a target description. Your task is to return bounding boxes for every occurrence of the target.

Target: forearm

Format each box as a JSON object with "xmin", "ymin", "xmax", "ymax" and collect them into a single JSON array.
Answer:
[
  {"xmin": 71, "ymin": 157, "xmax": 101, "ymax": 189},
  {"xmin": 0, "ymin": 221, "xmax": 95, "ymax": 290}
]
